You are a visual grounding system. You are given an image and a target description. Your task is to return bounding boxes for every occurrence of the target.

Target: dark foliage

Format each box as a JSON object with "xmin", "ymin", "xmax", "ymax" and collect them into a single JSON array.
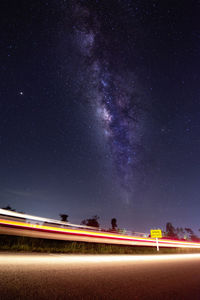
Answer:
[
  {"xmin": 2, "ymin": 205, "xmax": 16, "ymax": 211},
  {"xmin": 59, "ymin": 214, "xmax": 68, "ymax": 222},
  {"xmin": 111, "ymin": 218, "xmax": 117, "ymax": 230},
  {"xmin": 166, "ymin": 222, "xmax": 178, "ymax": 239},
  {"xmin": 81, "ymin": 215, "xmax": 100, "ymax": 227}
]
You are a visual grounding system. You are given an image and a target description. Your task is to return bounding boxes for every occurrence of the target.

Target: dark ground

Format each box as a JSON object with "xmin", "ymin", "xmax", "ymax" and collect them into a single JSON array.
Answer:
[{"xmin": 1, "ymin": 253, "xmax": 200, "ymax": 299}]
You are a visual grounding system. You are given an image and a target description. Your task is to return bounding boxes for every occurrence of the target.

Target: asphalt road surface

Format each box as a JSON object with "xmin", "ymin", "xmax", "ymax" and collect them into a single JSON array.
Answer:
[{"xmin": 1, "ymin": 253, "xmax": 200, "ymax": 300}]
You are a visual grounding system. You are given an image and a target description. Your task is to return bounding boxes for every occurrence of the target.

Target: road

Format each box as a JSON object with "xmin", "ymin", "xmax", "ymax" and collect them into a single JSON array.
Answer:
[
  {"xmin": 2, "ymin": 221, "xmax": 200, "ymax": 249},
  {"xmin": 1, "ymin": 209, "xmax": 200, "ymax": 249},
  {"xmin": 1, "ymin": 253, "xmax": 200, "ymax": 299}
]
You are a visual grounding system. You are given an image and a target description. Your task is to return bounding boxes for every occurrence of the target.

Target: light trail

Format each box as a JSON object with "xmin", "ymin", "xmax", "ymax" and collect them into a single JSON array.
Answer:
[
  {"xmin": 1, "ymin": 253, "xmax": 200, "ymax": 265},
  {"xmin": 1, "ymin": 218, "xmax": 200, "ymax": 248},
  {"xmin": 1, "ymin": 209, "xmax": 200, "ymax": 249},
  {"xmin": 0, "ymin": 208, "xmax": 95, "ymax": 230},
  {"xmin": 2, "ymin": 253, "xmax": 200, "ymax": 300}
]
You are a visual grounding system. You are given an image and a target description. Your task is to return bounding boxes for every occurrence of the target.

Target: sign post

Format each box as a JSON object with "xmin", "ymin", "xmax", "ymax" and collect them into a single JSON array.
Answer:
[
  {"xmin": 156, "ymin": 237, "xmax": 159, "ymax": 251},
  {"xmin": 150, "ymin": 229, "xmax": 162, "ymax": 252}
]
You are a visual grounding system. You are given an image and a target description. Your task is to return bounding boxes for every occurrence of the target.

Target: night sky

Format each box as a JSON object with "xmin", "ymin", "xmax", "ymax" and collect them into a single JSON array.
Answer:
[{"xmin": 1, "ymin": 0, "xmax": 200, "ymax": 233}]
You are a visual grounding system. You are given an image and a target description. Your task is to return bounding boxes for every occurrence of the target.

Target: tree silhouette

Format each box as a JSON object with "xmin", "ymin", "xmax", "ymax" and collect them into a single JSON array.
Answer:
[
  {"xmin": 185, "ymin": 228, "xmax": 198, "ymax": 241},
  {"xmin": 2, "ymin": 205, "xmax": 16, "ymax": 211},
  {"xmin": 185, "ymin": 228, "xmax": 193, "ymax": 237},
  {"xmin": 2, "ymin": 205, "xmax": 24, "ymax": 213},
  {"xmin": 81, "ymin": 215, "xmax": 100, "ymax": 228},
  {"xmin": 166, "ymin": 222, "xmax": 177, "ymax": 238},
  {"xmin": 111, "ymin": 218, "xmax": 117, "ymax": 231},
  {"xmin": 176, "ymin": 227, "xmax": 185, "ymax": 239},
  {"xmin": 59, "ymin": 214, "xmax": 68, "ymax": 222}
]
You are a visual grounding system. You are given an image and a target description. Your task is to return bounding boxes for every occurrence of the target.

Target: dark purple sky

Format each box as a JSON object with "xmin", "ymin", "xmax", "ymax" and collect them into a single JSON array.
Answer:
[{"xmin": 1, "ymin": 0, "xmax": 200, "ymax": 233}]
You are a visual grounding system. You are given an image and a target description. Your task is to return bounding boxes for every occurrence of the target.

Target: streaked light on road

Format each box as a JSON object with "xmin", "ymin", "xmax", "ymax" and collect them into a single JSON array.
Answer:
[{"xmin": 1, "ymin": 253, "xmax": 200, "ymax": 265}]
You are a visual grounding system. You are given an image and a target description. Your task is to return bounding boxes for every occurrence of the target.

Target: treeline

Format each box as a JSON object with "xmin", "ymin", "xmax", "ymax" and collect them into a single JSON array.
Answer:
[
  {"xmin": 60, "ymin": 213, "xmax": 200, "ymax": 241},
  {"xmin": 60, "ymin": 214, "xmax": 118, "ymax": 231},
  {"xmin": 164, "ymin": 222, "xmax": 199, "ymax": 241},
  {"xmin": 2, "ymin": 206, "xmax": 200, "ymax": 241},
  {"xmin": 2, "ymin": 206, "xmax": 117, "ymax": 231}
]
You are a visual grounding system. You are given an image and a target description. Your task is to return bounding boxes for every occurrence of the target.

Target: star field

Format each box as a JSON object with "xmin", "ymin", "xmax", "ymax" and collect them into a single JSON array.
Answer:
[{"xmin": 0, "ymin": 0, "xmax": 200, "ymax": 233}]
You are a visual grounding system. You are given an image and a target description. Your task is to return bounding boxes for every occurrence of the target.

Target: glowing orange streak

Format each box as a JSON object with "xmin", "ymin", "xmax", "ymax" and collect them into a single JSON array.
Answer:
[
  {"xmin": 0, "ymin": 219, "xmax": 154, "ymax": 241},
  {"xmin": 1, "ymin": 219, "xmax": 200, "ymax": 248}
]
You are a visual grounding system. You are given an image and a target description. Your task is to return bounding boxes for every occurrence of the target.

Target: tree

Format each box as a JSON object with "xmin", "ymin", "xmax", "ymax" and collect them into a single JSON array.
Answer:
[
  {"xmin": 2, "ymin": 205, "xmax": 16, "ymax": 211},
  {"xmin": 185, "ymin": 228, "xmax": 193, "ymax": 238},
  {"xmin": 81, "ymin": 215, "xmax": 100, "ymax": 228},
  {"xmin": 166, "ymin": 222, "xmax": 177, "ymax": 238},
  {"xmin": 111, "ymin": 218, "xmax": 117, "ymax": 231},
  {"xmin": 59, "ymin": 214, "xmax": 68, "ymax": 222},
  {"xmin": 176, "ymin": 227, "xmax": 185, "ymax": 240},
  {"xmin": 185, "ymin": 228, "xmax": 198, "ymax": 241},
  {"xmin": 2, "ymin": 205, "xmax": 24, "ymax": 213}
]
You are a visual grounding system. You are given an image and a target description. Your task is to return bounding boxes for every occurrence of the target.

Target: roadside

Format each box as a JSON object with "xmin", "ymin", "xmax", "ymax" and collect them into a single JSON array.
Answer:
[{"xmin": 1, "ymin": 235, "xmax": 200, "ymax": 255}]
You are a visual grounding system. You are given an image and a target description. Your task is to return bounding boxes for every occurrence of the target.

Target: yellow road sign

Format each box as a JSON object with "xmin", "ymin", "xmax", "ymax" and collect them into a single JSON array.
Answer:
[{"xmin": 150, "ymin": 229, "xmax": 162, "ymax": 238}]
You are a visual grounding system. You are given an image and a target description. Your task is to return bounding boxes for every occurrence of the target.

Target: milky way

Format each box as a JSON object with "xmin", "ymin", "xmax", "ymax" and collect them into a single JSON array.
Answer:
[
  {"xmin": 2, "ymin": 0, "xmax": 200, "ymax": 231},
  {"xmin": 73, "ymin": 3, "xmax": 146, "ymax": 201}
]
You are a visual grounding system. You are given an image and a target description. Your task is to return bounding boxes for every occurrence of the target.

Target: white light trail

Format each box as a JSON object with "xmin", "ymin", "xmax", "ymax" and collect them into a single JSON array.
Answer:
[{"xmin": 1, "ymin": 254, "xmax": 200, "ymax": 265}]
